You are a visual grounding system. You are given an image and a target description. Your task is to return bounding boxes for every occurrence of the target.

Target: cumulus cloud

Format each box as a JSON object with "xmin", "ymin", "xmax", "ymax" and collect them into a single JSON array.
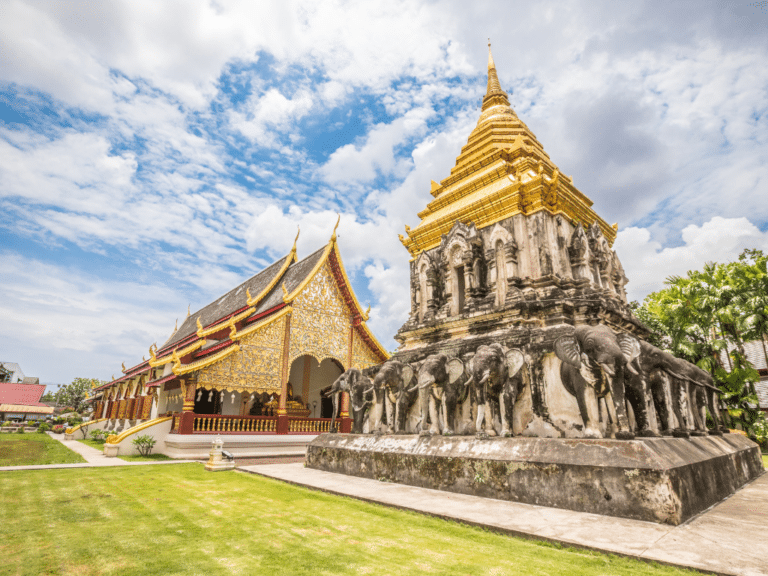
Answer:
[{"xmin": 615, "ymin": 217, "xmax": 768, "ymax": 301}]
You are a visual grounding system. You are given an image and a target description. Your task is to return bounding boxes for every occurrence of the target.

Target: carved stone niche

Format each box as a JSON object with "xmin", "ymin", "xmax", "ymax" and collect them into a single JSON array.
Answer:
[
  {"xmin": 440, "ymin": 222, "xmax": 484, "ymax": 317},
  {"xmin": 568, "ymin": 225, "xmax": 591, "ymax": 282},
  {"xmin": 487, "ymin": 223, "xmax": 518, "ymax": 308},
  {"xmin": 587, "ymin": 223, "xmax": 613, "ymax": 292}
]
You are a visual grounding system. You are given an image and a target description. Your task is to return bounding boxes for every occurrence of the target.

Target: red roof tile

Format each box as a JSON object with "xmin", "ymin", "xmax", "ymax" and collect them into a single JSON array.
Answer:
[{"xmin": 0, "ymin": 383, "xmax": 46, "ymax": 405}]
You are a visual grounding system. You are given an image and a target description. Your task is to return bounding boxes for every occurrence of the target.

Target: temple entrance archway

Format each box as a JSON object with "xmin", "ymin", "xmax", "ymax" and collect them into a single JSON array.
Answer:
[{"xmin": 288, "ymin": 355, "xmax": 344, "ymax": 418}]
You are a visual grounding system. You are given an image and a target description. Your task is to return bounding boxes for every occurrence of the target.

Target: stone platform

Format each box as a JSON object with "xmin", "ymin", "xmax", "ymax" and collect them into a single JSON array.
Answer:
[{"xmin": 306, "ymin": 433, "xmax": 764, "ymax": 525}]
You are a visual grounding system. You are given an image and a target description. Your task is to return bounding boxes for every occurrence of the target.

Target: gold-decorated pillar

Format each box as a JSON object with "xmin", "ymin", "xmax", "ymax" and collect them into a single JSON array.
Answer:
[
  {"xmin": 277, "ymin": 312, "xmax": 292, "ymax": 434},
  {"xmin": 179, "ymin": 378, "xmax": 197, "ymax": 434}
]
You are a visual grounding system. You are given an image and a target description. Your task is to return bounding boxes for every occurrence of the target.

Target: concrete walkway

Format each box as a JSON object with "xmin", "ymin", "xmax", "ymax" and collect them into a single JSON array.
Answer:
[
  {"xmin": 0, "ymin": 433, "xmax": 196, "ymax": 471},
  {"xmin": 240, "ymin": 462, "xmax": 768, "ymax": 576}
]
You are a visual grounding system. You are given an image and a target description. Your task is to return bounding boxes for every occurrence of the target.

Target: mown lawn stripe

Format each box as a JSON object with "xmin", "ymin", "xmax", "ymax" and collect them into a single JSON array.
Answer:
[{"xmin": 0, "ymin": 464, "xmax": 704, "ymax": 576}]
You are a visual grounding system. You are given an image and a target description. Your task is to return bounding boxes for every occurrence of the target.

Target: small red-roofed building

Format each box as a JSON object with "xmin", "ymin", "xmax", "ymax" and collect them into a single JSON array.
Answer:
[{"xmin": 0, "ymin": 381, "xmax": 54, "ymax": 421}]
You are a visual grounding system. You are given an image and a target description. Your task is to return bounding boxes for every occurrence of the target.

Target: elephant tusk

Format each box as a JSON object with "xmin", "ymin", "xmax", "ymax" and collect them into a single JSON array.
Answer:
[
  {"xmin": 599, "ymin": 363, "xmax": 615, "ymax": 377},
  {"xmin": 626, "ymin": 362, "xmax": 639, "ymax": 376}
]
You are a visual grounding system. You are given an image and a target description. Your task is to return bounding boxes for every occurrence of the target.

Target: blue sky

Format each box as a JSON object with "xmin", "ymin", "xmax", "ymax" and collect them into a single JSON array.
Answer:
[{"xmin": 1, "ymin": 0, "xmax": 767, "ymax": 388}]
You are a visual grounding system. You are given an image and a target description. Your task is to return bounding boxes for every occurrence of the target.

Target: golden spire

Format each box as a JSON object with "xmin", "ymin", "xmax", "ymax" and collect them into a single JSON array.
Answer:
[
  {"xmin": 121, "ymin": 362, "xmax": 126, "ymax": 372},
  {"xmin": 186, "ymin": 304, "xmax": 190, "ymax": 318},
  {"xmin": 482, "ymin": 40, "xmax": 510, "ymax": 112}
]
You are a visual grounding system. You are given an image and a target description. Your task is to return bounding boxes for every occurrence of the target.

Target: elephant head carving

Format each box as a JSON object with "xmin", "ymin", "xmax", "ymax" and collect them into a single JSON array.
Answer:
[
  {"xmin": 470, "ymin": 343, "xmax": 525, "ymax": 438},
  {"xmin": 323, "ymin": 369, "xmax": 374, "ymax": 433},
  {"xmin": 415, "ymin": 354, "xmax": 467, "ymax": 435},
  {"xmin": 554, "ymin": 325, "xmax": 638, "ymax": 439},
  {"xmin": 372, "ymin": 360, "xmax": 416, "ymax": 434}
]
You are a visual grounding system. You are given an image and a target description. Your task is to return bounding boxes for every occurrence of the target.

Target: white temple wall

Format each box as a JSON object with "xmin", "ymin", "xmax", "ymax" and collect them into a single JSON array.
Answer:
[{"xmin": 306, "ymin": 359, "xmax": 343, "ymax": 418}]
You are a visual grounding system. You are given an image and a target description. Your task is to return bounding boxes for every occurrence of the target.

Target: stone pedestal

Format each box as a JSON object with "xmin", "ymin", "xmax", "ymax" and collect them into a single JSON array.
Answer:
[
  {"xmin": 204, "ymin": 437, "xmax": 235, "ymax": 472},
  {"xmin": 306, "ymin": 433, "xmax": 764, "ymax": 525},
  {"xmin": 103, "ymin": 443, "xmax": 119, "ymax": 458}
]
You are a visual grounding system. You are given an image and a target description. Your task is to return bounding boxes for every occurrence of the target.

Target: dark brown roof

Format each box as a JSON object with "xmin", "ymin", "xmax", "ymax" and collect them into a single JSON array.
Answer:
[
  {"xmin": 162, "ymin": 256, "xmax": 290, "ymax": 349},
  {"xmin": 162, "ymin": 247, "xmax": 327, "ymax": 350},
  {"xmin": 252, "ymin": 247, "xmax": 326, "ymax": 315}
]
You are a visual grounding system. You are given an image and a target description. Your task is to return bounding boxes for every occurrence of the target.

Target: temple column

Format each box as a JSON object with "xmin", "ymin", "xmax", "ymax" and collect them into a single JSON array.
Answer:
[
  {"xmin": 339, "ymin": 322, "xmax": 354, "ymax": 433},
  {"xmin": 277, "ymin": 313, "xmax": 292, "ymax": 434},
  {"xmin": 178, "ymin": 378, "xmax": 196, "ymax": 434}
]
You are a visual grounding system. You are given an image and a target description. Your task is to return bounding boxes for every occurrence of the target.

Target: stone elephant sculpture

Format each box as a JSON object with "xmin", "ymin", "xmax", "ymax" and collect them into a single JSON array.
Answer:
[
  {"xmin": 670, "ymin": 357, "xmax": 726, "ymax": 435},
  {"xmin": 470, "ymin": 343, "xmax": 525, "ymax": 438},
  {"xmin": 631, "ymin": 342, "xmax": 724, "ymax": 437},
  {"xmin": 554, "ymin": 325, "xmax": 640, "ymax": 440},
  {"xmin": 323, "ymin": 369, "xmax": 374, "ymax": 434},
  {"xmin": 372, "ymin": 360, "xmax": 416, "ymax": 434},
  {"xmin": 415, "ymin": 354, "xmax": 467, "ymax": 435}
]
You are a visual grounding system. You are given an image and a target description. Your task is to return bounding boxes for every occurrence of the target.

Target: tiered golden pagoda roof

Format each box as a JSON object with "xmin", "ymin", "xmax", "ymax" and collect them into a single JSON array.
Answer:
[{"xmin": 400, "ymin": 44, "xmax": 616, "ymax": 258}]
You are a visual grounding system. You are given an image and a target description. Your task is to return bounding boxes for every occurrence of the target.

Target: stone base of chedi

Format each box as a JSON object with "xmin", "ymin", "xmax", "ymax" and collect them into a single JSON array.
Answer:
[{"xmin": 307, "ymin": 433, "xmax": 764, "ymax": 525}]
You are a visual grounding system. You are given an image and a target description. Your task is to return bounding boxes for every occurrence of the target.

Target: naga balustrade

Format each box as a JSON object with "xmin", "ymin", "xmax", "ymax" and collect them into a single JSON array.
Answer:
[{"xmin": 168, "ymin": 413, "xmax": 341, "ymax": 434}]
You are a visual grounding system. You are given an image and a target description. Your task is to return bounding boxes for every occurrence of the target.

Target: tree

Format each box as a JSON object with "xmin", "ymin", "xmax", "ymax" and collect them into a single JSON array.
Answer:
[
  {"xmin": 55, "ymin": 378, "xmax": 104, "ymax": 413},
  {"xmin": 40, "ymin": 391, "xmax": 56, "ymax": 402},
  {"xmin": 634, "ymin": 249, "xmax": 768, "ymax": 444}
]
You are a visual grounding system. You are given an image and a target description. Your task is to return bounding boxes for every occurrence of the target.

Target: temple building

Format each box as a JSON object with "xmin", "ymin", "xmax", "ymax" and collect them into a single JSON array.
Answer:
[{"xmin": 87, "ymin": 222, "xmax": 388, "ymax": 457}]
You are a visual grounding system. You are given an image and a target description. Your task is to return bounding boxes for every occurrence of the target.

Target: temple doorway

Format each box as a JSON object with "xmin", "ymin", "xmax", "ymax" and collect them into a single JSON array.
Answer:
[{"xmin": 288, "ymin": 355, "xmax": 344, "ymax": 418}]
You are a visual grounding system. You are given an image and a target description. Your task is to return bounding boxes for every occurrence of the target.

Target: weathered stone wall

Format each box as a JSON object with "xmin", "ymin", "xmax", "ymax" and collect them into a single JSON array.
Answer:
[{"xmin": 307, "ymin": 433, "xmax": 764, "ymax": 525}]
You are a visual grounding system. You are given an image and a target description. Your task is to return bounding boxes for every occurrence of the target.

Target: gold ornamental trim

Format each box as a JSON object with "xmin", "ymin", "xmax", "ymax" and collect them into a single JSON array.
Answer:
[
  {"xmin": 106, "ymin": 416, "xmax": 172, "ymax": 445},
  {"xmin": 65, "ymin": 418, "xmax": 107, "ymax": 435},
  {"xmin": 354, "ymin": 321, "xmax": 391, "ymax": 362},
  {"xmin": 196, "ymin": 307, "xmax": 255, "ymax": 339},
  {"xmin": 172, "ymin": 344, "xmax": 240, "ymax": 376},
  {"xmin": 283, "ymin": 221, "xmax": 338, "ymax": 304},
  {"xmin": 231, "ymin": 306, "xmax": 292, "ymax": 341},
  {"xmin": 247, "ymin": 228, "xmax": 299, "ymax": 307},
  {"xmin": 149, "ymin": 338, "xmax": 206, "ymax": 367}
]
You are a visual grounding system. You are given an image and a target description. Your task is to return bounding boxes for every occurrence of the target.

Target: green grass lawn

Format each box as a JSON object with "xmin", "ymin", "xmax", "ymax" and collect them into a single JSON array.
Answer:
[
  {"xmin": 0, "ymin": 433, "xmax": 86, "ymax": 466},
  {"xmin": 763, "ymin": 453, "xmax": 767, "ymax": 468},
  {"xmin": 0, "ymin": 464, "xmax": 703, "ymax": 576}
]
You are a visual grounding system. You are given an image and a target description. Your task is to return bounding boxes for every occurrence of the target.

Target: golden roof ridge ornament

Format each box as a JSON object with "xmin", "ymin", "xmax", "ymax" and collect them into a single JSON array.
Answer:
[
  {"xmin": 121, "ymin": 362, "xmax": 126, "ymax": 373},
  {"xmin": 330, "ymin": 214, "xmax": 340, "ymax": 243},
  {"xmin": 291, "ymin": 226, "xmax": 300, "ymax": 256},
  {"xmin": 186, "ymin": 304, "xmax": 190, "ymax": 318}
]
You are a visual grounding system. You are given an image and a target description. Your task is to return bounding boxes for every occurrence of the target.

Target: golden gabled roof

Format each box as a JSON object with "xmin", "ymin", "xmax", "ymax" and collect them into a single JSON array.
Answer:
[{"xmin": 400, "ymin": 44, "xmax": 615, "ymax": 258}]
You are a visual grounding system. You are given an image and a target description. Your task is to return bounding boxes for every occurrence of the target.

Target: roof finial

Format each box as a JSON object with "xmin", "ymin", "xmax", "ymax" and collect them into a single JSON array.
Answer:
[
  {"xmin": 186, "ymin": 304, "xmax": 190, "ymax": 318},
  {"xmin": 482, "ymin": 40, "xmax": 509, "ymax": 112},
  {"xmin": 488, "ymin": 38, "xmax": 495, "ymax": 70},
  {"xmin": 291, "ymin": 226, "xmax": 300, "ymax": 256},
  {"xmin": 330, "ymin": 214, "xmax": 341, "ymax": 243}
]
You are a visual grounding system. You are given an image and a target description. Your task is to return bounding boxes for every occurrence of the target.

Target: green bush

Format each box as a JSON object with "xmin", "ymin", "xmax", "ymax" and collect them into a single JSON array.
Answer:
[
  {"xmin": 51, "ymin": 425, "xmax": 66, "ymax": 434},
  {"xmin": 131, "ymin": 434, "xmax": 156, "ymax": 456},
  {"xmin": 16, "ymin": 426, "xmax": 25, "ymax": 434},
  {"xmin": 37, "ymin": 424, "xmax": 49, "ymax": 433}
]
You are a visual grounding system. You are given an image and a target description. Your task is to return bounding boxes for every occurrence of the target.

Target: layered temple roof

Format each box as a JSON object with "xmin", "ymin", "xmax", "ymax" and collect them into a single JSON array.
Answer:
[{"xmin": 400, "ymin": 45, "xmax": 616, "ymax": 258}]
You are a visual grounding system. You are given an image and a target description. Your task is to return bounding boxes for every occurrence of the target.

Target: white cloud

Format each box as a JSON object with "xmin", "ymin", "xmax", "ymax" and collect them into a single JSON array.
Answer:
[
  {"xmin": 0, "ymin": 252, "xmax": 183, "ymax": 382},
  {"xmin": 320, "ymin": 107, "xmax": 434, "ymax": 184},
  {"xmin": 615, "ymin": 217, "xmax": 768, "ymax": 302}
]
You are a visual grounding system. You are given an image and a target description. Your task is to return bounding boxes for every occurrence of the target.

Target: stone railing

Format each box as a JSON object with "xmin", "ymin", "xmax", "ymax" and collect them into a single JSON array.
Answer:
[{"xmin": 192, "ymin": 414, "xmax": 278, "ymax": 434}]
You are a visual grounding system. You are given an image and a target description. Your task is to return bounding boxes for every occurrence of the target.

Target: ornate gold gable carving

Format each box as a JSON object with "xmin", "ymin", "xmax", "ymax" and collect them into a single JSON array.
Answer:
[
  {"xmin": 289, "ymin": 262, "xmax": 349, "ymax": 366},
  {"xmin": 196, "ymin": 314, "xmax": 287, "ymax": 394},
  {"xmin": 351, "ymin": 328, "xmax": 382, "ymax": 370}
]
